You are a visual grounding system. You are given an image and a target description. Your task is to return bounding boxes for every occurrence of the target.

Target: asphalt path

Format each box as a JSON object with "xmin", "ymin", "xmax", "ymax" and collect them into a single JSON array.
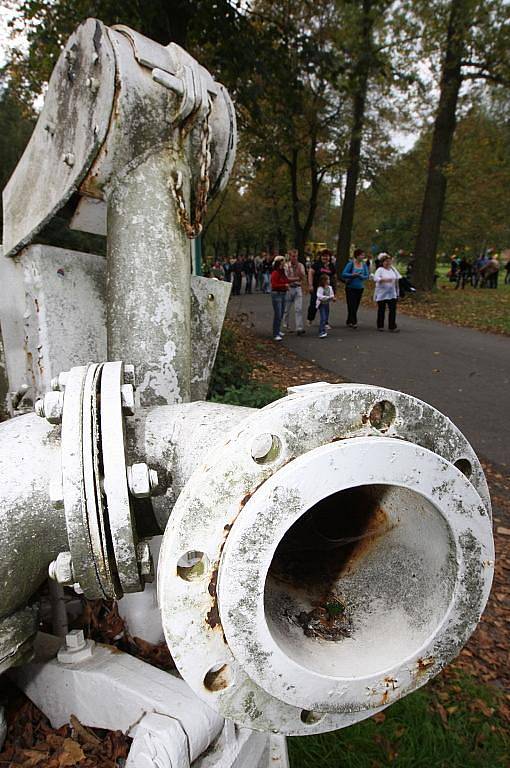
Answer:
[{"xmin": 229, "ymin": 292, "xmax": 510, "ymax": 468}]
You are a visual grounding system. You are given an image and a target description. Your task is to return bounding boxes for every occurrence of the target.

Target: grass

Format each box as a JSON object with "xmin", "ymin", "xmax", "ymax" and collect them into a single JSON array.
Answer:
[
  {"xmin": 288, "ymin": 670, "xmax": 509, "ymax": 768},
  {"xmin": 395, "ymin": 264, "xmax": 510, "ymax": 335}
]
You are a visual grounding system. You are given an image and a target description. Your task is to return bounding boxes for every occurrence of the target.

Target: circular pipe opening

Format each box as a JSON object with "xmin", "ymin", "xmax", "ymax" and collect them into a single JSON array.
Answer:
[
  {"xmin": 264, "ymin": 484, "xmax": 456, "ymax": 678},
  {"xmin": 369, "ymin": 401, "xmax": 396, "ymax": 431},
  {"xmin": 204, "ymin": 663, "xmax": 231, "ymax": 691},
  {"xmin": 177, "ymin": 551, "xmax": 209, "ymax": 581},
  {"xmin": 454, "ymin": 458, "xmax": 472, "ymax": 479},
  {"xmin": 300, "ymin": 709, "xmax": 324, "ymax": 725}
]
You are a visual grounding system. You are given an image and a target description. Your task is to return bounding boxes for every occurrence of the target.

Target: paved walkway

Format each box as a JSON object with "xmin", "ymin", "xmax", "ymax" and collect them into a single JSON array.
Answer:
[{"xmin": 229, "ymin": 292, "xmax": 510, "ymax": 468}]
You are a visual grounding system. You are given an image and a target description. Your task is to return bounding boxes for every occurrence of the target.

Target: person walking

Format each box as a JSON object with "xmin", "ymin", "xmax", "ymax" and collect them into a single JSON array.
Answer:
[
  {"xmin": 254, "ymin": 252, "xmax": 263, "ymax": 291},
  {"xmin": 262, "ymin": 253, "xmax": 272, "ymax": 293},
  {"xmin": 270, "ymin": 255, "xmax": 289, "ymax": 341},
  {"xmin": 231, "ymin": 256, "xmax": 244, "ymax": 296},
  {"xmin": 341, "ymin": 248, "xmax": 370, "ymax": 328},
  {"xmin": 244, "ymin": 256, "xmax": 255, "ymax": 294},
  {"xmin": 283, "ymin": 249, "xmax": 306, "ymax": 335},
  {"xmin": 307, "ymin": 249, "xmax": 336, "ymax": 325},
  {"xmin": 374, "ymin": 253, "xmax": 401, "ymax": 332},
  {"xmin": 316, "ymin": 274, "xmax": 336, "ymax": 338}
]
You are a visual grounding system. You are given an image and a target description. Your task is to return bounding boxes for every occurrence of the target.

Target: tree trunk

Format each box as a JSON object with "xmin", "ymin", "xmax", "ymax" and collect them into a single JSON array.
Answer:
[
  {"xmin": 336, "ymin": 0, "xmax": 373, "ymax": 275},
  {"xmin": 288, "ymin": 138, "xmax": 322, "ymax": 259},
  {"xmin": 413, "ymin": 0, "xmax": 472, "ymax": 290}
]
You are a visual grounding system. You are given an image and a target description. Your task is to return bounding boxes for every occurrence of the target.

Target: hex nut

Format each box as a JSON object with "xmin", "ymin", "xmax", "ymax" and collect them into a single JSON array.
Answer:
[
  {"xmin": 43, "ymin": 391, "xmax": 65, "ymax": 424},
  {"xmin": 66, "ymin": 629, "xmax": 86, "ymax": 650},
  {"xmin": 48, "ymin": 551, "xmax": 74, "ymax": 585},
  {"xmin": 127, "ymin": 463, "xmax": 159, "ymax": 498},
  {"xmin": 57, "ymin": 631, "xmax": 94, "ymax": 665},
  {"xmin": 51, "ymin": 371, "xmax": 69, "ymax": 391},
  {"xmin": 121, "ymin": 384, "xmax": 135, "ymax": 416},
  {"xmin": 127, "ymin": 463, "xmax": 151, "ymax": 497}
]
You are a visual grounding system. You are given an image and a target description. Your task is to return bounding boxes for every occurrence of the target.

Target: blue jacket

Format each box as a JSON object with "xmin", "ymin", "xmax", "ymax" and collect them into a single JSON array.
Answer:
[{"xmin": 342, "ymin": 260, "xmax": 369, "ymax": 290}]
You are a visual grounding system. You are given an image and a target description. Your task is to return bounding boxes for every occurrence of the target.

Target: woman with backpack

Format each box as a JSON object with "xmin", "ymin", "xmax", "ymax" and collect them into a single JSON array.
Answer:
[{"xmin": 341, "ymin": 248, "xmax": 370, "ymax": 329}]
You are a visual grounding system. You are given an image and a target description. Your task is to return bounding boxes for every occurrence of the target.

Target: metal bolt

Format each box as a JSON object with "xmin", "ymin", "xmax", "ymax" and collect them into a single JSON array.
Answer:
[
  {"xmin": 251, "ymin": 433, "xmax": 275, "ymax": 462},
  {"xmin": 137, "ymin": 541, "xmax": 154, "ymax": 582},
  {"xmin": 62, "ymin": 152, "xmax": 75, "ymax": 167},
  {"xmin": 120, "ymin": 384, "xmax": 135, "ymax": 415},
  {"xmin": 66, "ymin": 629, "xmax": 87, "ymax": 651},
  {"xmin": 57, "ymin": 629, "xmax": 94, "ymax": 664},
  {"xmin": 48, "ymin": 551, "xmax": 73, "ymax": 585},
  {"xmin": 123, "ymin": 364, "xmax": 136, "ymax": 387},
  {"xmin": 51, "ymin": 371, "xmax": 69, "ymax": 391},
  {"xmin": 127, "ymin": 463, "xmax": 159, "ymax": 498},
  {"xmin": 43, "ymin": 391, "xmax": 64, "ymax": 424},
  {"xmin": 149, "ymin": 469, "xmax": 159, "ymax": 493}
]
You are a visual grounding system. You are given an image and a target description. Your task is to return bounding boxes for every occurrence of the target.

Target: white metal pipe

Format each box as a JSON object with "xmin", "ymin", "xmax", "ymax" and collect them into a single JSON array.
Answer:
[{"xmin": 107, "ymin": 151, "xmax": 193, "ymax": 406}]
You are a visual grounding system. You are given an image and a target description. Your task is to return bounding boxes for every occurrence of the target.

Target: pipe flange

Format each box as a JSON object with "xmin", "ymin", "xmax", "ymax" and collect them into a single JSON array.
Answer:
[
  {"xmin": 219, "ymin": 437, "xmax": 493, "ymax": 713},
  {"xmin": 158, "ymin": 384, "xmax": 494, "ymax": 735},
  {"xmin": 82, "ymin": 362, "xmax": 120, "ymax": 598},
  {"xmin": 101, "ymin": 361, "xmax": 145, "ymax": 593},
  {"xmin": 59, "ymin": 361, "xmax": 153, "ymax": 598},
  {"xmin": 61, "ymin": 364, "xmax": 105, "ymax": 597}
]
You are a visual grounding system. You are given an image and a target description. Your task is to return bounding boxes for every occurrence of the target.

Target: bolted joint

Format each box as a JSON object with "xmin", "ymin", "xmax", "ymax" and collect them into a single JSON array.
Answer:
[
  {"xmin": 57, "ymin": 629, "xmax": 94, "ymax": 664},
  {"xmin": 127, "ymin": 463, "xmax": 159, "ymax": 499},
  {"xmin": 50, "ymin": 371, "xmax": 69, "ymax": 392},
  {"xmin": 137, "ymin": 541, "xmax": 154, "ymax": 583},
  {"xmin": 42, "ymin": 391, "xmax": 65, "ymax": 424},
  {"xmin": 48, "ymin": 551, "xmax": 74, "ymax": 585}
]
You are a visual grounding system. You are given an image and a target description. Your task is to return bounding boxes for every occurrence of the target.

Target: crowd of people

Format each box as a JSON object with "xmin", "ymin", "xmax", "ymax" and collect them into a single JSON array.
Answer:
[
  {"xmin": 206, "ymin": 245, "xmax": 509, "ymax": 342},
  {"xmin": 206, "ymin": 248, "xmax": 411, "ymax": 341},
  {"xmin": 447, "ymin": 249, "xmax": 508, "ymax": 289}
]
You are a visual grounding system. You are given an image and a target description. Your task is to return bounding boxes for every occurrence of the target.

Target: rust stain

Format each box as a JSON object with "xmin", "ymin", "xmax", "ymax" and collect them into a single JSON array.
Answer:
[
  {"xmin": 240, "ymin": 491, "xmax": 252, "ymax": 508},
  {"xmin": 416, "ymin": 656, "xmax": 435, "ymax": 675},
  {"xmin": 380, "ymin": 690, "xmax": 389, "ymax": 706},
  {"xmin": 208, "ymin": 566, "xmax": 218, "ymax": 598},
  {"xmin": 206, "ymin": 603, "xmax": 220, "ymax": 629}
]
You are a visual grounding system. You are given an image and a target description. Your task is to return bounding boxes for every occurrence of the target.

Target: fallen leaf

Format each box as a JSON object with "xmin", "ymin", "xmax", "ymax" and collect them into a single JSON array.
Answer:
[{"xmin": 58, "ymin": 738, "xmax": 85, "ymax": 765}]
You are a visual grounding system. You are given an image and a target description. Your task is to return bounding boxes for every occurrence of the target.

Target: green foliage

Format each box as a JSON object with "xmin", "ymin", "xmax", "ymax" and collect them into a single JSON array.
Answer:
[
  {"xmin": 211, "ymin": 382, "xmax": 284, "ymax": 408},
  {"xmin": 0, "ymin": 80, "xmax": 35, "ymax": 231},
  {"xmin": 288, "ymin": 671, "xmax": 509, "ymax": 768},
  {"xmin": 208, "ymin": 323, "xmax": 284, "ymax": 407},
  {"xmin": 353, "ymin": 107, "xmax": 510, "ymax": 255},
  {"xmin": 208, "ymin": 325, "xmax": 254, "ymax": 398}
]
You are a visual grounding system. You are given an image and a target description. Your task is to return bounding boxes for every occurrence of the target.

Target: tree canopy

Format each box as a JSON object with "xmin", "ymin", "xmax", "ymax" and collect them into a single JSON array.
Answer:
[{"xmin": 1, "ymin": 0, "xmax": 509, "ymax": 282}]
